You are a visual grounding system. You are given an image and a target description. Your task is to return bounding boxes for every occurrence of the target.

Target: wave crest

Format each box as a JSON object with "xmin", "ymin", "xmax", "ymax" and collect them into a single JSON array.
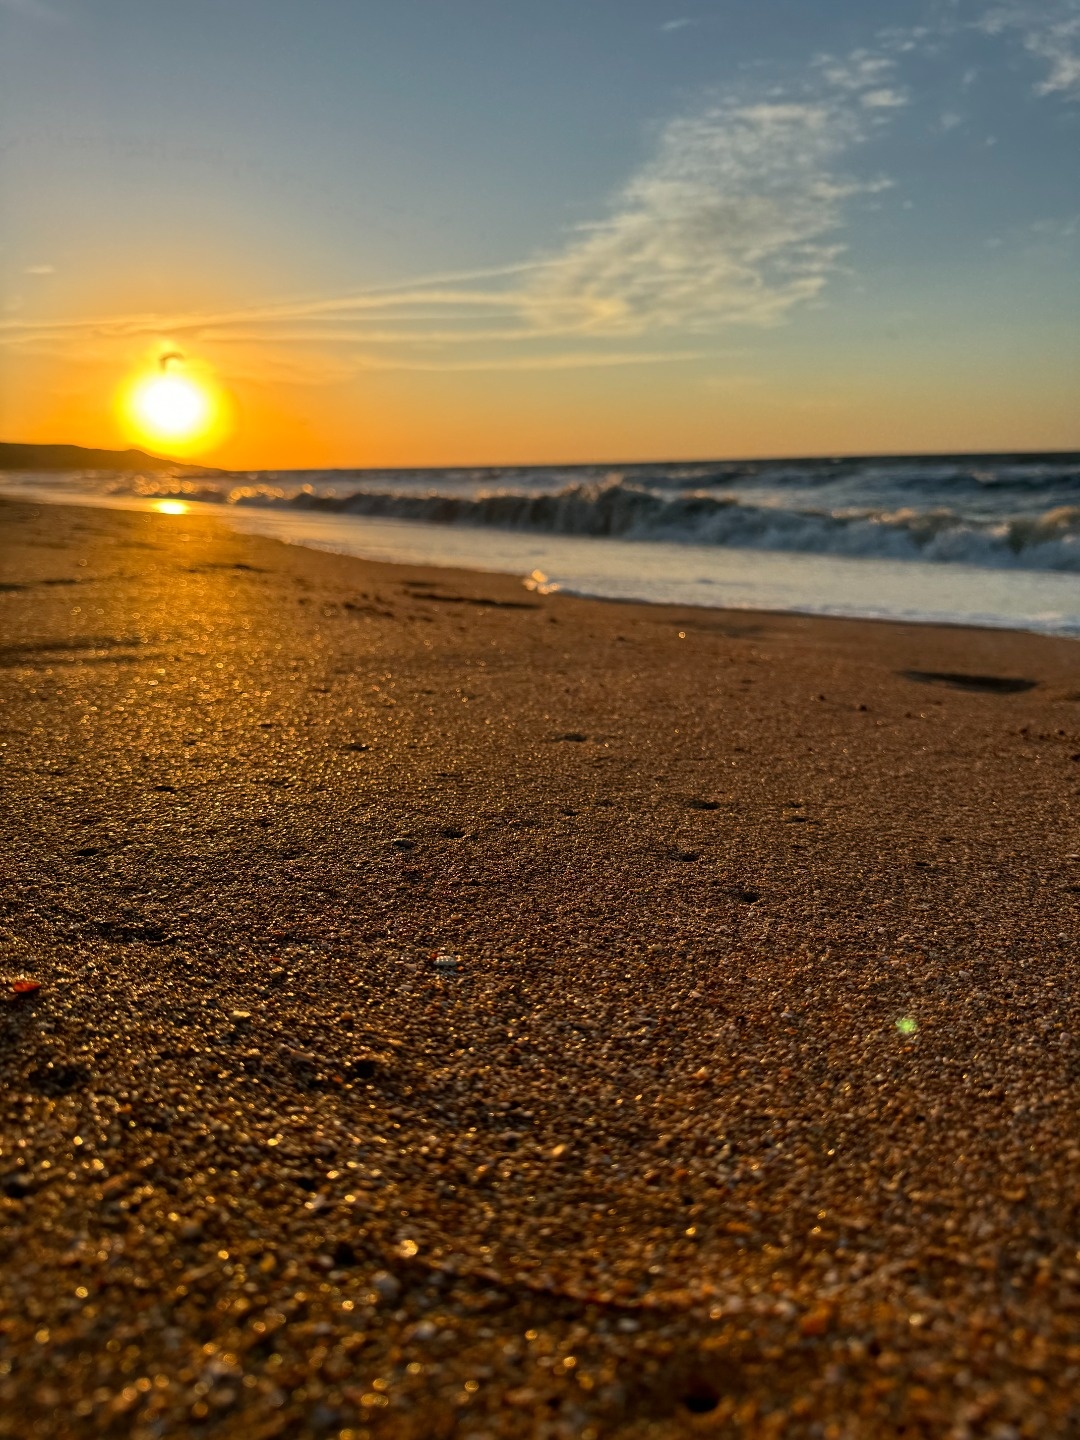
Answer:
[
  {"xmin": 12, "ymin": 466, "xmax": 1080, "ymax": 573},
  {"xmin": 269, "ymin": 479, "xmax": 1080, "ymax": 571}
]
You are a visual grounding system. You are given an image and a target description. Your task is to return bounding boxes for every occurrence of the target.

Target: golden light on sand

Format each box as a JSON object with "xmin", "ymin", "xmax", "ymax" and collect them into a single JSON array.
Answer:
[
  {"xmin": 119, "ymin": 353, "xmax": 231, "ymax": 455},
  {"xmin": 153, "ymin": 499, "xmax": 189, "ymax": 515}
]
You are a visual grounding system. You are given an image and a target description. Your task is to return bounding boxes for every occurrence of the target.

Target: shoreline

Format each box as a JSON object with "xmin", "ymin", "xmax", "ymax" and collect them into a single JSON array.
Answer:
[
  {"xmin": 3, "ymin": 483, "xmax": 1080, "ymax": 640},
  {"xmin": 2, "ymin": 496, "xmax": 1079, "ymax": 1438}
]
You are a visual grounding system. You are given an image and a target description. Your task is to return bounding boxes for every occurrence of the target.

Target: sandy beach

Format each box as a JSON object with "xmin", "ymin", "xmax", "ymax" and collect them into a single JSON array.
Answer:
[{"xmin": 1, "ymin": 495, "xmax": 1078, "ymax": 1438}]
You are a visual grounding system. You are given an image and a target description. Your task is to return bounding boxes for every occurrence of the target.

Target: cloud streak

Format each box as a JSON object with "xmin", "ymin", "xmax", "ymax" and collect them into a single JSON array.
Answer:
[
  {"xmin": 522, "ymin": 88, "xmax": 895, "ymax": 339},
  {"xmin": 981, "ymin": 0, "xmax": 1080, "ymax": 98},
  {"xmin": 2, "ymin": 36, "xmax": 914, "ymax": 381}
]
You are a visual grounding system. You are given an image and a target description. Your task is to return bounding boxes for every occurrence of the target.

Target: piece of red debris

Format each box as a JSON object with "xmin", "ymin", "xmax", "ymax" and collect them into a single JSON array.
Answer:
[{"xmin": 11, "ymin": 980, "xmax": 41, "ymax": 995}]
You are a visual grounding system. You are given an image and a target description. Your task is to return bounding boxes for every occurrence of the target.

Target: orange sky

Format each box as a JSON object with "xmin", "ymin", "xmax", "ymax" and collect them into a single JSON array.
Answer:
[{"xmin": 7, "ymin": 331, "xmax": 1080, "ymax": 470}]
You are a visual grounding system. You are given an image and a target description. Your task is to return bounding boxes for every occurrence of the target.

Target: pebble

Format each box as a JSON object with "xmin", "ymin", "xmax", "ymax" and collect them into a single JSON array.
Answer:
[{"xmin": 372, "ymin": 1271, "xmax": 402, "ymax": 1301}]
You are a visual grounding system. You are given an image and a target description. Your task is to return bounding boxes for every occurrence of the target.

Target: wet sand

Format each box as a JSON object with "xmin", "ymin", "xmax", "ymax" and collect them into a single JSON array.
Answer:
[{"xmin": 1, "ymin": 496, "xmax": 1078, "ymax": 1439}]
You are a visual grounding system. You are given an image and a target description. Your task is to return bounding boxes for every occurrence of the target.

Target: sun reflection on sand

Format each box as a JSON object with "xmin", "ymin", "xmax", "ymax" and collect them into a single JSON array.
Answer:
[{"xmin": 153, "ymin": 499, "xmax": 189, "ymax": 516}]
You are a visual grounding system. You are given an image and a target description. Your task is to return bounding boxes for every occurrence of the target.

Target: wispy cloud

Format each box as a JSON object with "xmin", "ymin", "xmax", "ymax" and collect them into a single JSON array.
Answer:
[
  {"xmin": 0, "ymin": 34, "xmax": 918, "ymax": 380},
  {"xmin": 520, "ymin": 38, "xmax": 911, "ymax": 339},
  {"xmin": 661, "ymin": 19, "xmax": 695, "ymax": 32},
  {"xmin": 0, "ymin": 41, "xmax": 911, "ymax": 377},
  {"xmin": 522, "ymin": 103, "xmax": 885, "ymax": 339},
  {"xmin": 980, "ymin": 0, "xmax": 1080, "ymax": 98}
]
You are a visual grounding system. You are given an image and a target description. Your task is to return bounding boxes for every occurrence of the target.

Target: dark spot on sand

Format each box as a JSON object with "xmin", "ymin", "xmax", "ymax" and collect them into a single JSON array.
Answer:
[
  {"xmin": 343, "ymin": 600, "xmax": 394, "ymax": 617},
  {"xmin": 1, "ymin": 1173, "xmax": 33, "ymax": 1199},
  {"xmin": 188, "ymin": 562, "xmax": 266, "ymax": 574},
  {"xmin": 671, "ymin": 849, "xmax": 700, "ymax": 862},
  {"xmin": 406, "ymin": 590, "xmax": 537, "ymax": 610},
  {"xmin": 342, "ymin": 742, "xmax": 370, "ymax": 752},
  {"xmin": 392, "ymin": 838, "xmax": 416, "ymax": 851},
  {"xmin": 681, "ymin": 1382, "xmax": 721, "ymax": 1415},
  {"xmin": 557, "ymin": 732, "xmax": 588, "ymax": 743},
  {"xmin": 902, "ymin": 670, "xmax": 1038, "ymax": 695},
  {"xmin": 152, "ymin": 784, "xmax": 177, "ymax": 793},
  {"xmin": 345, "ymin": 1052, "xmax": 385, "ymax": 1081},
  {"xmin": 331, "ymin": 1240, "xmax": 358, "ymax": 1267},
  {"xmin": 730, "ymin": 888, "xmax": 762, "ymax": 903},
  {"xmin": 686, "ymin": 799, "xmax": 720, "ymax": 811},
  {"xmin": 440, "ymin": 826, "xmax": 465, "ymax": 838},
  {"xmin": 0, "ymin": 637, "xmax": 148, "ymax": 668},
  {"xmin": 74, "ymin": 846, "xmax": 102, "ymax": 857},
  {"xmin": 90, "ymin": 919, "xmax": 169, "ymax": 944},
  {"xmin": 28, "ymin": 1062, "xmax": 90, "ymax": 1097}
]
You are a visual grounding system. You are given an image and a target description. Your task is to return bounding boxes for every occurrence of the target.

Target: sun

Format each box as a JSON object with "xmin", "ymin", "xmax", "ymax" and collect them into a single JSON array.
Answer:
[
  {"xmin": 119, "ymin": 354, "xmax": 230, "ymax": 455},
  {"xmin": 131, "ymin": 374, "xmax": 211, "ymax": 441}
]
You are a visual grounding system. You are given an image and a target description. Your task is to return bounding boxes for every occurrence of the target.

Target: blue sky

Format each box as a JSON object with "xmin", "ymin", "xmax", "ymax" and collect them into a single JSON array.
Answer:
[{"xmin": 2, "ymin": 0, "xmax": 1078, "ymax": 463}]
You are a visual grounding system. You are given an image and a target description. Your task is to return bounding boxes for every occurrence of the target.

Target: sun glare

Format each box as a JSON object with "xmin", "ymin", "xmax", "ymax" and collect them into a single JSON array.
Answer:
[
  {"xmin": 119, "ymin": 355, "xmax": 229, "ymax": 455},
  {"xmin": 135, "ymin": 375, "xmax": 208, "ymax": 439}
]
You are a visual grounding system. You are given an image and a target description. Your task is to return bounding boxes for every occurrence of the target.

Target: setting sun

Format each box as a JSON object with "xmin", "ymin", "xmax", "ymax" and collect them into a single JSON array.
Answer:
[
  {"xmin": 118, "ymin": 355, "xmax": 230, "ymax": 455},
  {"xmin": 133, "ymin": 375, "xmax": 208, "ymax": 440}
]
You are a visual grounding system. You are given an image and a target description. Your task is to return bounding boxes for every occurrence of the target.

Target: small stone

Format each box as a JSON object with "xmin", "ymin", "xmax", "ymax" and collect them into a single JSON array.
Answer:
[
  {"xmin": 799, "ymin": 1306, "xmax": 833, "ymax": 1338},
  {"xmin": 372, "ymin": 1270, "xmax": 401, "ymax": 1301}
]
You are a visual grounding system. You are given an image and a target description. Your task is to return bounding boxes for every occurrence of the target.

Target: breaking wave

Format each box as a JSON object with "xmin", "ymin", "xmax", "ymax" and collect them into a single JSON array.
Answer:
[
  {"xmin": 267, "ymin": 479, "xmax": 1080, "ymax": 571},
  {"xmin": 8, "ymin": 455, "xmax": 1080, "ymax": 573}
]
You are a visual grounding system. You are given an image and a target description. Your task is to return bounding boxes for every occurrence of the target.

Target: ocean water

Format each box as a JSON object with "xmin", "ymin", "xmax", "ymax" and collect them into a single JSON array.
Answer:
[{"xmin": 3, "ymin": 453, "xmax": 1079, "ymax": 635}]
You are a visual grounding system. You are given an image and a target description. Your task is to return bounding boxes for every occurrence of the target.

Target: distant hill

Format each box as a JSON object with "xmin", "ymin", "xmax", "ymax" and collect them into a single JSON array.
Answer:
[{"xmin": 0, "ymin": 441, "xmax": 216, "ymax": 474}]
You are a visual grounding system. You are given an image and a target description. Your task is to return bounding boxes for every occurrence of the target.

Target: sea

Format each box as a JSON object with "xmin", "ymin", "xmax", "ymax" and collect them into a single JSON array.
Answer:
[{"xmin": 3, "ymin": 452, "xmax": 1079, "ymax": 636}]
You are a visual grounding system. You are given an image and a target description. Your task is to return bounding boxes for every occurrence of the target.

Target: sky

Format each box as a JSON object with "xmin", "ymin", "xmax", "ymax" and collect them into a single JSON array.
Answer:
[{"xmin": 1, "ymin": 0, "xmax": 1078, "ymax": 467}]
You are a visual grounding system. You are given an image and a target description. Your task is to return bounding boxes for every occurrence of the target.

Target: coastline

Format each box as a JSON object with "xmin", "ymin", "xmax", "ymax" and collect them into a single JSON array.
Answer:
[
  {"xmin": 2, "ymin": 495, "xmax": 1079, "ymax": 1437},
  {"xmin": 3, "ymin": 475, "xmax": 1079, "ymax": 639}
]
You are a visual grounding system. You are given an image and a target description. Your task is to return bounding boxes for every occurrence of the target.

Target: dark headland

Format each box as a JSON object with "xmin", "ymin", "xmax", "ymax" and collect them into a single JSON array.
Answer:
[
  {"xmin": 0, "ymin": 497, "xmax": 1078, "ymax": 1438},
  {"xmin": 0, "ymin": 441, "xmax": 213, "ymax": 474}
]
